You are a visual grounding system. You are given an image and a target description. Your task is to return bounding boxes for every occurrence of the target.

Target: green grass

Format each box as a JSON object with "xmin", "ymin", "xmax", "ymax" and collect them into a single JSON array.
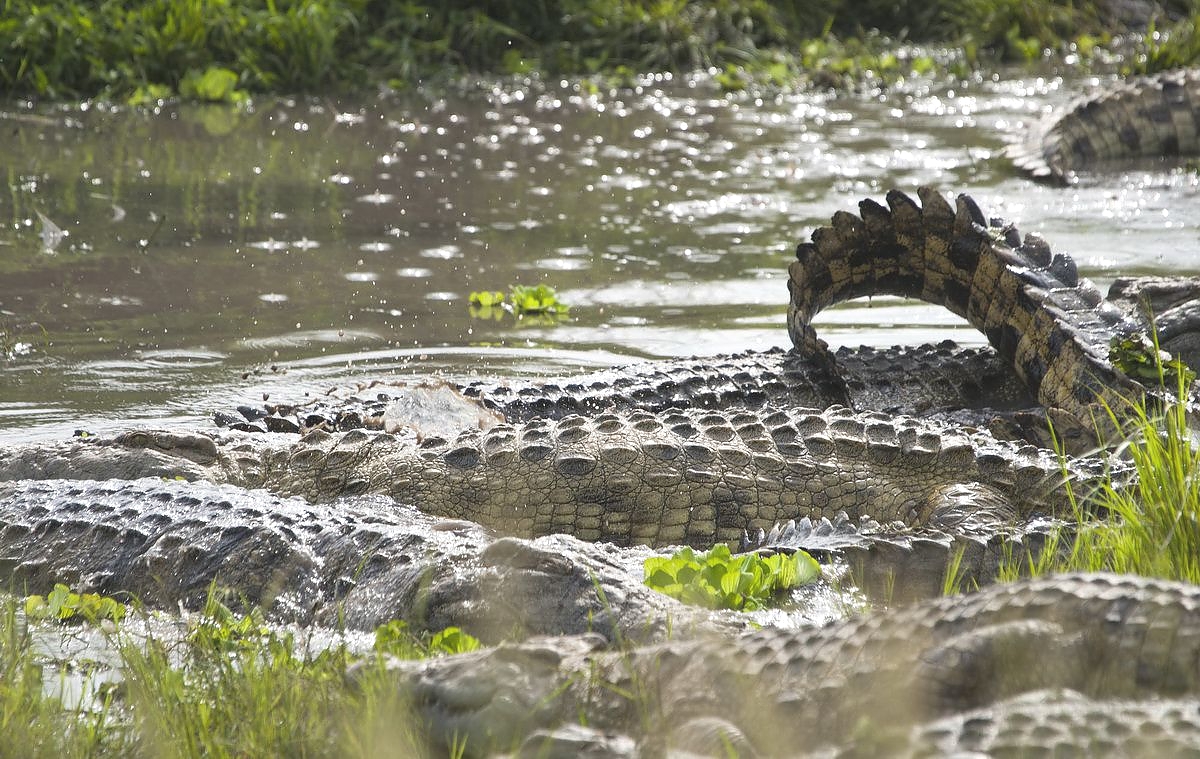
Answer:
[
  {"xmin": 1, "ymin": 0, "xmax": 1184, "ymax": 101},
  {"xmin": 0, "ymin": 587, "xmax": 481, "ymax": 758},
  {"xmin": 1125, "ymin": 12, "xmax": 1200, "ymax": 74},
  {"xmin": 973, "ymin": 361, "xmax": 1200, "ymax": 586}
]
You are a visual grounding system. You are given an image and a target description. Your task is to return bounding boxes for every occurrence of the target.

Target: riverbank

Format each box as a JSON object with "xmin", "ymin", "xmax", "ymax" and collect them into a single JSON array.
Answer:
[{"xmin": 2, "ymin": 0, "xmax": 1196, "ymax": 102}]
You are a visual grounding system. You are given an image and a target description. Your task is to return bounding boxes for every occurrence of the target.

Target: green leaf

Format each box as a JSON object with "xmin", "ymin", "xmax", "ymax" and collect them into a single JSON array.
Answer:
[
  {"xmin": 469, "ymin": 290, "xmax": 504, "ymax": 307},
  {"xmin": 643, "ymin": 544, "xmax": 820, "ymax": 611},
  {"xmin": 24, "ymin": 595, "xmax": 47, "ymax": 619},
  {"xmin": 47, "ymin": 584, "xmax": 75, "ymax": 620},
  {"xmin": 180, "ymin": 66, "xmax": 248, "ymax": 104},
  {"xmin": 430, "ymin": 627, "xmax": 480, "ymax": 655}
]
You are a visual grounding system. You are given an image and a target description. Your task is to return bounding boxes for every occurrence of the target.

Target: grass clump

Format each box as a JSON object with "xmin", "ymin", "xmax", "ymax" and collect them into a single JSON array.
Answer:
[
  {"xmin": 644, "ymin": 544, "xmax": 820, "ymax": 611},
  {"xmin": 992, "ymin": 347, "xmax": 1200, "ymax": 585},
  {"xmin": 0, "ymin": 585, "xmax": 484, "ymax": 758},
  {"xmin": 1125, "ymin": 12, "xmax": 1200, "ymax": 74},
  {"xmin": 0, "ymin": 599, "xmax": 125, "ymax": 757}
]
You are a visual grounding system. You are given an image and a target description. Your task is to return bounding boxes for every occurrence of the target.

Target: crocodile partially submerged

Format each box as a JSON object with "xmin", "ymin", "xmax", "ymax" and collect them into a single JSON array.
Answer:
[
  {"xmin": 1008, "ymin": 66, "xmax": 1200, "ymax": 183},
  {"xmin": 2, "ymin": 187, "xmax": 1195, "ymax": 554},
  {"xmin": 227, "ymin": 188, "xmax": 1200, "ymax": 450}
]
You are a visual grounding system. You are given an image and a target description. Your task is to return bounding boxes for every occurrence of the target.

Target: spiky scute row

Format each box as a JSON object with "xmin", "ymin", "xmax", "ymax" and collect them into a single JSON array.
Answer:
[
  {"xmin": 216, "ymin": 343, "xmax": 1035, "ymax": 436},
  {"xmin": 788, "ymin": 187, "xmax": 1148, "ymax": 435},
  {"xmin": 398, "ymin": 573, "xmax": 1200, "ymax": 756},
  {"xmin": 1008, "ymin": 67, "xmax": 1200, "ymax": 184},
  {"xmin": 0, "ymin": 477, "xmax": 434, "ymax": 625},
  {"xmin": 861, "ymin": 690, "xmax": 1200, "ymax": 758}
]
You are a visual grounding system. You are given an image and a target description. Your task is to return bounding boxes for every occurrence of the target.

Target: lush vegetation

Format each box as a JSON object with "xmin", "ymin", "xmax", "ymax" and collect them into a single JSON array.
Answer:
[
  {"xmin": 643, "ymin": 543, "xmax": 820, "ymax": 610},
  {"xmin": 3, "ymin": 0, "xmax": 1197, "ymax": 102},
  {"xmin": 996, "ymin": 390, "xmax": 1200, "ymax": 584},
  {"xmin": 0, "ymin": 587, "xmax": 480, "ymax": 757},
  {"xmin": 956, "ymin": 339, "xmax": 1200, "ymax": 589},
  {"xmin": 1126, "ymin": 11, "xmax": 1200, "ymax": 73}
]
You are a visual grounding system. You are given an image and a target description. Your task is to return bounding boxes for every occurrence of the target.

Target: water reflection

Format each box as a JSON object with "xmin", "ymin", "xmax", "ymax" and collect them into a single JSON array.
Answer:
[{"xmin": 0, "ymin": 70, "xmax": 1197, "ymax": 439}]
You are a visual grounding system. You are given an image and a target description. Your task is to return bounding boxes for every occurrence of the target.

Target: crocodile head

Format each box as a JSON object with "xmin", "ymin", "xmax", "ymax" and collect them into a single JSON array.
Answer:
[{"xmin": 113, "ymin": 430, "xmax": 220, "ymax": 464}]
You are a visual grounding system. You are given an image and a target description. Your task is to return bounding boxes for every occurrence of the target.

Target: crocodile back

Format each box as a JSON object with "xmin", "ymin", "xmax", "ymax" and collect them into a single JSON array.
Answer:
[{"xmin": 1009, "ymin": 67, "xmax": 1200, "ymax": 184}]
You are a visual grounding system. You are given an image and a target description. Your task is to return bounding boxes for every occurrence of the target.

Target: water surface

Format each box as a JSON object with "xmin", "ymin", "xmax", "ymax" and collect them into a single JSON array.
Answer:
[{"xmin": 2, "ymin": 69, "xmax": 1198, "ymax": 441}]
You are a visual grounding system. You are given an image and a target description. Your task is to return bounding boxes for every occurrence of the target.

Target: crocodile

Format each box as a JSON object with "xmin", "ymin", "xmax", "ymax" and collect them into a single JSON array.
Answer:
[
  {"xmin": 0, "ymin": 477, "xmax": 731, "ymax": 640},
  {"xmin": 0, "ymin": 404, "xmax": 1101, "ymax": 550},
  {"xmin": 1, "ymin": 188, "xmax": 1194, "ymax": 557},
  {"xmin": 1008, "ymin": 67, "xmax": 1200, "ymax": 184},
  {"xmin": 380, "ymin": 572, "xmax": 1200, "ymax": 757},
  {"xmin": 222, "ymin": 343, "xmax": 1037, "ymax": 437}
]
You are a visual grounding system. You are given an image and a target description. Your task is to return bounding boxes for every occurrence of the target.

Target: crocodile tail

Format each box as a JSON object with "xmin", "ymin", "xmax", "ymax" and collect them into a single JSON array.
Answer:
[
  {"xmin": 1008, "ymin": 67, "xmax": 1200, "ymax": 184},
  {"xmin": 788, "ymin": 187, "xmax": 1148, "ymax": 434}
]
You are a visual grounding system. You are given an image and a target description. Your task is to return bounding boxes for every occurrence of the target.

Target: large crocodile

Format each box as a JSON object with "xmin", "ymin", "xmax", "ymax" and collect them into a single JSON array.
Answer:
[
  {"xmin": 378, "ymin": 572, "xmax": 1200, "ymax": 757},
  {"xmin": 0, "ymin": 405, "xmax": 1097, "ymax": 550},
  {"xmin": 1008, "ymin": 66, "xmax": 1200, "ymax": 184},
  {"xmin": 0, "ymin": 477, "xmax": 738, "ymax": 641}
]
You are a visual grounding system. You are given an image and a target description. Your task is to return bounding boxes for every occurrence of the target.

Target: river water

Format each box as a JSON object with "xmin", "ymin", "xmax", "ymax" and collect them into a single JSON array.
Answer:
[{"xmin": 2, "ymin": 67, "xmax": 1198, "ymax": 442}]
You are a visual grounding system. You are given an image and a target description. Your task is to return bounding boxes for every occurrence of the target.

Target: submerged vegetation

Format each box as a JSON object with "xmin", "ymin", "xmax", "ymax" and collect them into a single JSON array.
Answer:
[
  {"xmin": 2, "ymin": 0, "xmax": 1198, "ymax": 101},
  {"xmin": 0, "ymin": 587, "xmax": 480, "ymax": 757}
]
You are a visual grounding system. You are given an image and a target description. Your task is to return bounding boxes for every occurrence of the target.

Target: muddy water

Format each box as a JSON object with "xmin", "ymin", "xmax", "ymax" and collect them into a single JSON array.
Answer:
[{"xmin": 2, "ymin": 69, "xmax": 1198, "ymax": 441}]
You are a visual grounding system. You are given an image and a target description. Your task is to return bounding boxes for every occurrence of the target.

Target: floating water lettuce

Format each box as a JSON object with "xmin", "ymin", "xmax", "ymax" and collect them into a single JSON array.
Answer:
[
  {"xmin": 644, "ymin": 544, "xmax": 819, "ymax": 611},
  {"xmin": 469, "ymin": 284, "xmax": 569, "ymax": 322},
  {"xmin": 24, "ymin": 584, "xmax": 126, "ymax": 625}
]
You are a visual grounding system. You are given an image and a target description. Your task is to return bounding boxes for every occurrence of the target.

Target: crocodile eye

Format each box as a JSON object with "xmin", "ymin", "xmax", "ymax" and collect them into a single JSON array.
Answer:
[{"xmin": 121, "ymin": 431, "xmax": 150, "ymax": 448}]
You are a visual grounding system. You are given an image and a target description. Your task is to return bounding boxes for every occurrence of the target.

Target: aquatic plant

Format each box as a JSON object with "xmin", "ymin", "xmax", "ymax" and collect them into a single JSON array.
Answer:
[
  {"xmin": 24, "ymin": 584, "xmax": 126, "ymax": 626},
  {"xmin": 469, "ymin": 284, "xmax": 570, "ymax": 322},
  {"xmin": 643, "ymin": 543, "xmax": 820, "ymax": 611}
]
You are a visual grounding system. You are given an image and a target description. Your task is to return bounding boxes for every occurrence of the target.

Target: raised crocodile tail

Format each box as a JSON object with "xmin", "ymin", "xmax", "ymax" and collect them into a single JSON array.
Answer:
[
  {"xmin": 787, "ymin": 187, "xmax": 1151, "ymax": 436},
  {"xmin": 1008, "ymin": 67, "xmax": 1200, "ymax": 184}
]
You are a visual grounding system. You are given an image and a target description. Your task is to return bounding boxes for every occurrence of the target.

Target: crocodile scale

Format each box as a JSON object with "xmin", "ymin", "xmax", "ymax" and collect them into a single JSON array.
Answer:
[
  {"xmin": 1008, "ymin": 67, "xmax": 1200, "ymax": 184},
  {"xmin": 391, "ymin": 573, "xmax": 1200, "ymax": 756},
  {"xmin": 787, "ymin": 186, "xmax": 1197, "ymax": 441}
]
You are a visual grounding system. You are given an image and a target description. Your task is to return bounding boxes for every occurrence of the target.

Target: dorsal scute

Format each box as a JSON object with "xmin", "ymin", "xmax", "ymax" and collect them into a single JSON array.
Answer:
[
  {"xmin": 787, "ymin": 187, "xmax": 1166, "ymax": 434},
  {"xmin": 1008, "ymin": 67, "xmax": 1200, "ymax": 184}
]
